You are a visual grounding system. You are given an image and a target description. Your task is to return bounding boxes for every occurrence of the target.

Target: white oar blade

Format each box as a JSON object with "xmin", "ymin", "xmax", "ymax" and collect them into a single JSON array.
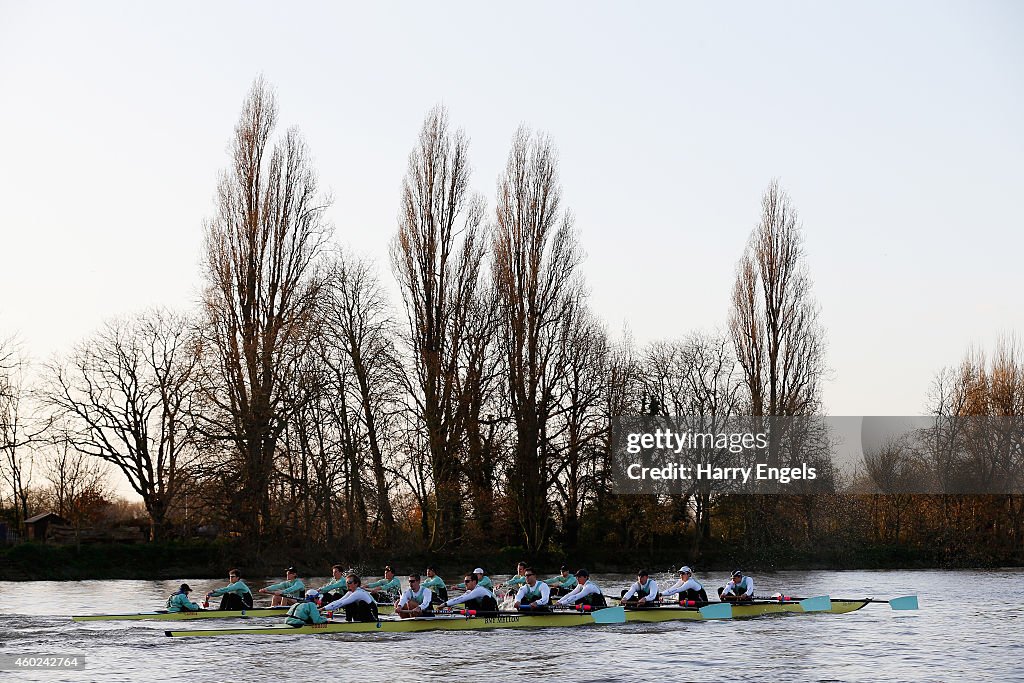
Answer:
[
  {"xmin": 798, "ymin": 595, "xmax": 831, "ymax": 612},
  {"xmin": 699, "ymin": 603, "xmax": 733, "ymax": 620},
  {"xmin": 591, "ymin": 606, "xmax": 626, "ymax": 624},
  {"xmin": 888, "ymin": 595, "xmax": 919, "ymax": 610}
]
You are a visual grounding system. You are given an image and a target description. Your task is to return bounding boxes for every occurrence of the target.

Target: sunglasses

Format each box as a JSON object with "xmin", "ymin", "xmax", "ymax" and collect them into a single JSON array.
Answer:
[{"xmin": 345, "ymin": 580, "xmax": 356, "ymax": 585}]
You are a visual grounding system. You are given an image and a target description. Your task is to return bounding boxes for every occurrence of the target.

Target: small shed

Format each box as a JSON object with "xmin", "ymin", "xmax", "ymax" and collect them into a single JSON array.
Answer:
[{"xmin": 24, "ymin": 512, "xmax": 70, "ymax": 541}]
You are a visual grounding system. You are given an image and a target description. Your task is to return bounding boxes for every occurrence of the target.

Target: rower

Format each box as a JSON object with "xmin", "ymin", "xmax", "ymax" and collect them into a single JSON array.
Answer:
[
  {"xmin": 512, "ymin": 567, "xmax": 550, "ymax": 612},
  {"xmin": 366, "ymin": 566, "xmax": 402, "ymax": 603},
  {"xmin": 166, "ymin": 584, "xmax": 202, "ymax": 613},
  {"xmin": 285, "ymin": 589, "xmax": 327, "ymax": 627},
  {"xmin": 661, "ymin": 566, "xmax": 708, "ymax": 604},
  {"xmin": 542, "ymin": 566, "xmax": 578, "ymax": 597},
  {"xmin": 260, "ymin": 566, "xmax": 306, "ymax": 606},
  {"xmin": 318, "ymin": 564, "xmax": 348, "ymax": 604},
  {"xmin": 423, "ymin": 566, "xmax": 448, "ymax": 605},
  {"xmin": 395, "ymin": 573, "xmax": 433, "ymax": 619},
  {"xmin": 621, "ymin": 569, "xmax": 659, "ymax": 606},
  {"xmin": 718, "ymin": 569, "xmax": 755, "ymax": 602},
  {"xmin": 502, "ymin": 561, "xmax": 529, "ymax": 589},
  {"xmin": 455, "ymin": 567, "xmax": 494, "ymax": 592},
  {"xmin": 322, "ymin": 574, "xmax": 380, "ymax": 622},
  {"xmin": 556, "ymin": 569, "xmax": 607, "ymax": 608},
  {"xmin": 444, "ymin": 574, "xmax": 498, "ymax": 612},
  {"xmin": 206, "ymin": 569, "xmax": 254, "ymax": 610}
]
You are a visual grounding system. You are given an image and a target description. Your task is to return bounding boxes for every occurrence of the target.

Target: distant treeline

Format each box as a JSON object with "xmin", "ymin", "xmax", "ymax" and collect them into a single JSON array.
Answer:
[{"xmin": 1, "ymin": 77, "xmax": 1021, "ymax": 568}]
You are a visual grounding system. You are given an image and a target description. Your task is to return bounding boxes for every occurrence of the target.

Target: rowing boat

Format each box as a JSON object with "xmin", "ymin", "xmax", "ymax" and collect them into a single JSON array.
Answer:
[
  {"xmin": 163, "ymin": 599, "xmax": 871, "ymax": 637},
  {"xmin": 73, "ymin": 603, "xmax": 395, "ymax": 622}
]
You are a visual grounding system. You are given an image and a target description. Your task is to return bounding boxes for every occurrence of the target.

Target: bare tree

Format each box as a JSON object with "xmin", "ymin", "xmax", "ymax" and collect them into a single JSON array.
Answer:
[
  {"xmin": 312, "ymin": 340, "xmax": 370, "ymax": 545},
  {"xmin": 44, "ymin": 434, "xmax": 111, "ymax": 527},
  {"xmin": 391, "ymin": 105, "xmax": 486, "ymax": 549},
  {"xmin": 199, "ymin": 77, "xmax": 331, "ymax": 541},
  {"xmin": 0, "ymin": 346, "xmax": 44, "ymax": 525},
  {"xmin": 729, "ymin": 180, "xmax": 825, "ymax": 420},
  {"xmin": 592, "ymin": 328, "xmax": 644, "ymax": 525},
  {"xmin": 492, "ymin": 126, "xmax": 583, "ymax": 554},
  {"xmin": 638, "ymin": 332, "xmax": 745, "ymax": 547},
  {"xmin": 47, "ymin": 310, "xmax": 199, "ymax": 540},
  {"xmin": 549, "ymin": 304, "xmax": 608, "ymax": 549},
  {"xmin": 323, "ymin": 251, "xmax": 401, "ymax": 544},
  {"xmin": 925, "ymin": 337, "xmax": 1024, "ymax": 492},
  {"xmin": 455, "ymin": 284, "xmax": 502, "ymax": 538},
  {"xmin": 727, "ymin": 181, "xmax": 827, "ymax": 544}
]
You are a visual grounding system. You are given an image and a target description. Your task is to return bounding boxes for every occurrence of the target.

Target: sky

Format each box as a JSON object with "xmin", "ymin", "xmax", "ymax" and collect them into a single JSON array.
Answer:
[{"xmin": 1, "ymin": 0, "xmax": 1022, "ymax": 428}]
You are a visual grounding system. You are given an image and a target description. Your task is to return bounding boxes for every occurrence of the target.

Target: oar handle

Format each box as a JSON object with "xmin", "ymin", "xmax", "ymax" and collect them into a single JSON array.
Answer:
[
  {"xmin": 754, "ymin": 594, "xmax": 800, "ymax": 602},
  {"xmin": 551, "ymin": 603, "xmax": 595, "ymax": 612}
]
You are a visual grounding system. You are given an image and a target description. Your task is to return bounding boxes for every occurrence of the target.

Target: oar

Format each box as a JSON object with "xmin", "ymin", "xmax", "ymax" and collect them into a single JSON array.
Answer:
[
  {"xmin": 617, "ymin": 601, "xmax": 667, "ymax": 609},
  {"xmin": 551, "ymin": 603, "xmax": 622, "ymax": 614},
  {"xmin": 795, "ymin": 595, "xmax": 831, "ymax": 612},
  {"xmin": 698, "ymin": 603, "xmax": 733, "ymax": 619},
  {"xmin": 758, "ymin": 594, "xmax": 919, "ymax": 610},
  {"xmin": 591, "ymin": 606, "xmax": 626, "ymax": 624},
  {"xmin": 844, "ymin": 596, "xmax": 918, "ymax": 610},
  {"xmin": 723, "ymin": 594, "xmax": 831, "ymax": 612},
  {"xmin": 618, "ymin": 598, "xmax": 664, "ymax": 607}
]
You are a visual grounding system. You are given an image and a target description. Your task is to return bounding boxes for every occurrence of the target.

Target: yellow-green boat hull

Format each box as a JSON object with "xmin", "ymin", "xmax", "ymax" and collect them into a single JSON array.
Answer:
[{"xmin": 164, "ymin": 600, "xmax": 870, "ymax": 637}]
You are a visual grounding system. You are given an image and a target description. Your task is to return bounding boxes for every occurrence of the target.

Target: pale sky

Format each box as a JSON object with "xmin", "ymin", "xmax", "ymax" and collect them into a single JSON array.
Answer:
[{"xmin": 2, "ymin": 0, "xmax": 1022, "ymax": 424}]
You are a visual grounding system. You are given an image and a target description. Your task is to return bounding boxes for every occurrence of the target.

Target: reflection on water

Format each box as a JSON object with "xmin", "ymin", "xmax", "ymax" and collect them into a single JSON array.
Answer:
[{"xmin": 1, "ymin": 570, "xmax": 1022, "ymax": 682}]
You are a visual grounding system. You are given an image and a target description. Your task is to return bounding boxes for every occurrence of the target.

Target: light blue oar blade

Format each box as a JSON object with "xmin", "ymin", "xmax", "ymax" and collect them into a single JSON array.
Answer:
[
  {"xmin": 591, "ymin": 606, "xmax": 626, "ymax": 624},
  {"xmin": 798, "ymin": 595, "xmax": 831, "ymax": 612},
  {"xmin": 699, "ymin": 603, "xmax": 733, "ymax": 620},
  {"xmin": 888, "ymin": 595, "xmax": 919, "ymax": 610}
]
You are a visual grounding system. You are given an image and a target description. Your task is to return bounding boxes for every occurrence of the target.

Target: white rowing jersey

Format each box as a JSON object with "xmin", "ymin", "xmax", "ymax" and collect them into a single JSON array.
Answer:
[
  {"xmin": 323, "ymin": 587, "xmax": 374, "ymax": 611},
  {"xmin": 622, "ymin": 578, "xmax": 659, "ymax": 601},
  {"xmin": 398, "ymin": 587, "xmax": 433, "ymax": 610},
  {"xmin": 662, "ymin": 577, "xmax": 703, "ymax": 597},
  {"xmin": 722, "ymin": 576, "xmax": 754, "ymax": 596},
  {"xmin": 444, "ymin": 585, "xmax": 494, "ymax": 608},
  {"xmin": 557, "ymin": 581, "xmax": 603, "ymax": 606},
  {"xmin": 514, "ymin": 581, "xmax": 551, "ymax": 606}
]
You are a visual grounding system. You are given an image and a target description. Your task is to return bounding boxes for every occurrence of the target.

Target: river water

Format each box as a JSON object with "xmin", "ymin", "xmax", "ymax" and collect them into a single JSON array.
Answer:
[{"xmin": 1, "ymin": 569, "xmax": 1021, "ymax": 682}]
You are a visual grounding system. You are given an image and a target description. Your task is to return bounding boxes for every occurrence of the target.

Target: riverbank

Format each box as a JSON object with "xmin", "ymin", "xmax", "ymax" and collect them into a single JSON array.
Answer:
[{"xmin": 2, "ymin": 539, "xmax": 1020, "ymax": 580}]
